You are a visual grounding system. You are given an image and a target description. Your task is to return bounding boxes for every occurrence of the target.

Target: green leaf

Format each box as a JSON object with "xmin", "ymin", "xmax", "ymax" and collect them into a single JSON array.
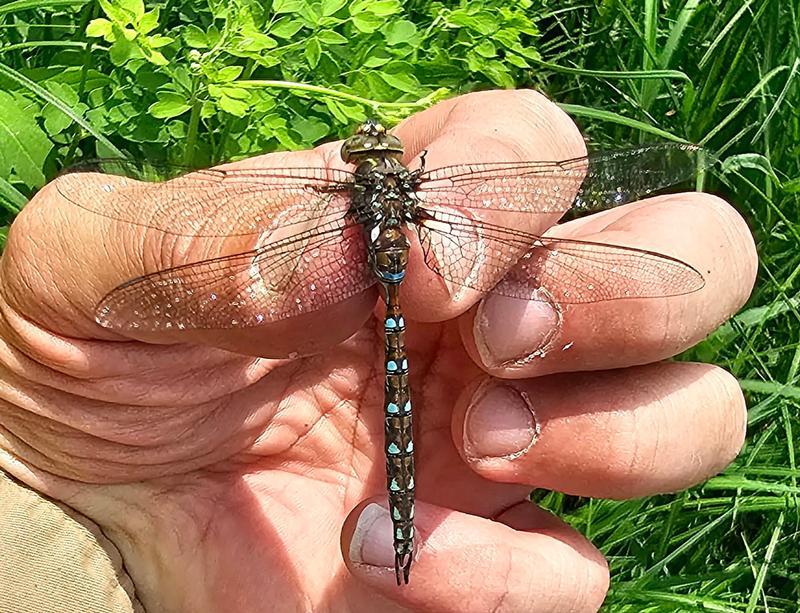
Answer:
[
  {"xmin": 236, "ymin": 26, "xmax": 278, "ymax": 52},
  {"xmin": 147, "ymin": 34, "xmax": 173, "ymax": 49},
  {"xmin": 118, "ymin": 0, "xmax": 144, "ymax": 22},
  {"xmin": 352, "ymin": 12, "xmax": 382, "ymax": 33},
  {"xmin": 351, "ymin": 0, "xmax": 400, "ymax": 17},
  {"xmin": 290, "ymin": 116, "xmax": 329, "ymax": 142},
  {"xmin": 206, "ymin": 25, "xmax": 222, "ymax": 47},
  {"xmin": 105, "ymin": 101, "xmax": 138, "ymax": 124},
  {"xmin": 216, "ymin": 65, "xmax": 243, "ymax": 82},
  {"xmin": 323, "ymin": 98, "xmax": 348, "ymax": 123},
  {"xmin": 446, "ymin": 10, "xmax": 497, "ymax": 35},
  {"xmin": 298, "ymin": 2, "xmax": 321, "ymax": 23},
  {"xmin": 0, "ymin": 179, "xmax": 26, "ymax": 214},
  {"xmin": 378, "ymin": 62, "xmax": 420, "ymax": 92},
  {"xmin": 0, "ymin": 91, "xmax": 51, "ymax": 187},
  {"xmin": 363, "ymin": 50, "xmax": 392, "ymax": 68},
  {"xmin": 86, "ymin": 18, "xmax": 113, "ymax": 39},
  {"xmin": 142, "ymin": 47, "xmax": 169, "ymax": 66},
  {"xmin": 270, "ymin": 17, "xmax": 304, "ymax": 39},
  {"xmin": 474, "ymin": 39, "xmax": 496, "ymax": 58},
  {"xmin": 384, "ymin": 20, "xmax": 417, "ymax": 46},
  {"xmin": 148, "ymin": 93, "xmax": 191, "ymax": 119},
  {"xmin": 305, "ymin": 38, "xmax": 321, "ymax": 68},
  {"xmin": 98, "ymin": 0, "xmax": 129, "ymax": 25},
  {"xmin": 321, "ymin": 0, "xmax": 347, "ymax": 16},
  {"xmin": 336, "ymin": 101, "xmax": 366, "ymax": 122},
  {"xmin": 42, "ymin": 82, "xmax": 84, "ymax": 135},
  {"xmin": 218, "ymin": 95, "xmax": 250, "ymax": 116},
  {"xmin": 109, "ymin": 38, "xmax": 135, "ymax": 65},
  {"xmin": 138, "ymin": 8, "xmax": 159, "ymax": 34},
  {"xmin": 42, "ymin": 102, "xmax": 76, "ymax": 135},
  {"xmin": 479, "ymin": 59, "xmax": 514, "ymax": 88},
  {"xmin": 316, "ymin": 29, "xmax": 347, "ymax": 44},
  {"xmin": 252, "ymin": 93, "xmax": 277, "ymax": 113},
  {"xmin": 505, "ymin": 52, "xmax": 529, "ymax": 69},
  {"xmin": 272, "ymin": 0, "xmax": 304, "ymax": 15},
  {"xmin": 209, "ymin": 83, "xmax": 251, "ymax": 101},
  {"xmin": 167, "ymin": 120, "xmax": 187, "ymax": 139},
  {"xmin": 183, "ymin": 24, "xmax": 209, "ymax": 48}
]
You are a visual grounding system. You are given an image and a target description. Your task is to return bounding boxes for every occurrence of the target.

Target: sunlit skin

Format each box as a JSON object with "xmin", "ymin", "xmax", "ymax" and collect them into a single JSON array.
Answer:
[{"xmin": 0, "ymin": 90, "xmax": 756, "ymax": 612}]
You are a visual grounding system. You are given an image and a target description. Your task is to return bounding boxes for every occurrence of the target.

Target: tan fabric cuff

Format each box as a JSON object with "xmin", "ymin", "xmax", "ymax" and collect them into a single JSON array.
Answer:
[{"xmin": 0, "ymin": 469, "xmax": 142, "ymax": 613}]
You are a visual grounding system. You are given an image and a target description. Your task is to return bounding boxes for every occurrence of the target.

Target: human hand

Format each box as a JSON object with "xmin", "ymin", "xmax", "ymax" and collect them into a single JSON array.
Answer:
[{"xmin": 0, "ymin": 90, "xmax": 756, "ymax": 612}]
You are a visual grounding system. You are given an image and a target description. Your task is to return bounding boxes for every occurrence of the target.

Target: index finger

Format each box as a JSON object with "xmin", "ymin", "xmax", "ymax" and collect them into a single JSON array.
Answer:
[
  {"xmin": 461, "ymin": 191, "xmax": 757, "ymax": 376},
  {"xmin": 392, "ymin": 90, "xmax": 588, "ymax": 322}
]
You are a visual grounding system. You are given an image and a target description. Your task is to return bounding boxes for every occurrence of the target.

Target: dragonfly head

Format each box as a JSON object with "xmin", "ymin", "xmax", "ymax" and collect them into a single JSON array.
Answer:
[{"xmin": 341, "ymin": 119, "xmax": 404, "ymax": 163}]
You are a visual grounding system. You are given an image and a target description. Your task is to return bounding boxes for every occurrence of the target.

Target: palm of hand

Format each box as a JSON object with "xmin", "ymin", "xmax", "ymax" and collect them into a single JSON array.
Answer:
[{"xmin": 81, "ymin": 318, "xmax": 515, "ymax": 612}]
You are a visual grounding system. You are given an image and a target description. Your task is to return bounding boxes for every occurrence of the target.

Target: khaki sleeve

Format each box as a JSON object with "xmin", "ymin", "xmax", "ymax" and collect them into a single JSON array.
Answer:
[{"xmin": 0, "ymin": 469, "xmax": 142, "ymax": 613}]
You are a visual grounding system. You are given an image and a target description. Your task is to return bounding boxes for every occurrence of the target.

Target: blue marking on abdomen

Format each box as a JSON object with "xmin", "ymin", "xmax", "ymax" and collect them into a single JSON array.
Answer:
[
  {"xmin": 385, "ymin": 315, "xmax": 406, "ymax": 331},
  {"xmin": 379, "ymin": 270, "xmax": 405, "ymax": 282}
]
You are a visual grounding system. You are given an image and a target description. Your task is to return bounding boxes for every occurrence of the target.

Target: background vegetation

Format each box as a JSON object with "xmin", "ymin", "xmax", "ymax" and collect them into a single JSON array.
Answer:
[{"xmin": 1, "ymin": 0, "xmax": 798, "ymax": 609}]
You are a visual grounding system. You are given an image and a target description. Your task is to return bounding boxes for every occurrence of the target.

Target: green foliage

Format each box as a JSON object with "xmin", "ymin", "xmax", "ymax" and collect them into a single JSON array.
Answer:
[
  {"xmin": 0, "ymin": 0, "xmax": 540, "ymax": 192},
  {"xmin": 0, "ymin": 89, "xmax": 51, "ymax": 186},
  {"xmin": 1, "ymin": 0, "xmax": 800, "ymax": 609}
]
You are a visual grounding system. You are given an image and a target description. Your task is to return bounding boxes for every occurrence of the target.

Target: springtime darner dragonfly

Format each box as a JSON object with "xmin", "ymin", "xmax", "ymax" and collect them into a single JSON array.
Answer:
[{"xmin": 55, "ymin": 120, "xmax": 710, "ymax": 585}]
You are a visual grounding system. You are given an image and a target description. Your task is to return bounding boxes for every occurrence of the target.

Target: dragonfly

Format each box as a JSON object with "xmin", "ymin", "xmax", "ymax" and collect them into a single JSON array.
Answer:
[{"xmin": 55, "ymin": 119, "xmax": 711, "ymax": 585}]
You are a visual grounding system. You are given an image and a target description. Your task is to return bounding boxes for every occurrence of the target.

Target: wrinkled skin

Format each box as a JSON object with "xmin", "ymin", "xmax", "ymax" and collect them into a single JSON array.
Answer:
[{"xmin": 0, "ymin": 91, "xmax": 756, "ymax": 612}]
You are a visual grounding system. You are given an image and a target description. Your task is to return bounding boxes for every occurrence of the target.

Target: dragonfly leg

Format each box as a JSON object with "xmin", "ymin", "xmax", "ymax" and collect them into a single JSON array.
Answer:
[{"xmin": 410, "ymin": 149, "xmax": 428, "ymax": 178}]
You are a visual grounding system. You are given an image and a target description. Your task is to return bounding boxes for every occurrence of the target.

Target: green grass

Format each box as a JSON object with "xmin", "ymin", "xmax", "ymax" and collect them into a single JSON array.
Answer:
[{"xmin": 1, "ymin": 0, "xmax": 799, "ymax": 609}]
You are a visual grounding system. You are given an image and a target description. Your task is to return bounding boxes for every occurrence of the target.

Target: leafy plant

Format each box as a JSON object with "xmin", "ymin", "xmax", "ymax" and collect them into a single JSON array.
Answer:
[{"xmin": 1, "ymin": 0, "xmax": 543, "ymax": 192}]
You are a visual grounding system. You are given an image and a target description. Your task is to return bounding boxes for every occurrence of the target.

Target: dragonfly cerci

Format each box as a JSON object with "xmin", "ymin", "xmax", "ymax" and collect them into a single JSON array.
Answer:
[{"xmin": 55, "ymin": 119, "xmax": 710, "ymax": 585}]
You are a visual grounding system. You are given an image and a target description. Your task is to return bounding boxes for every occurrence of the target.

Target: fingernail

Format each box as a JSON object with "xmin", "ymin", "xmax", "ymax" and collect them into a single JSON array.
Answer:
[
  {"xmin": 464, "ymin": 384, "xmax": 540, "ymax": 459},
  {"xmin": 474, "ymin": 290, "xmax": 560, "ymax": 367},
  {"xmin": 349, "ymin": 503, "xmax": 396, "ymax": 568}
]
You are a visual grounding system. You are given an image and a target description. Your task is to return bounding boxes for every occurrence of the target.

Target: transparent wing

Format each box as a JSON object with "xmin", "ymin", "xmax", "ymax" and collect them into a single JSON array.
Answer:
[
  {"xmin": 96, "ymin": 216, "xmax": 374, "ymax": 331},
  {"xmin": 56, "ymin": 160, "xmax": 355, "ymax": 237},
  {"xmin": 416, "ymin": 209, "xmax": 704, "ymax": 304},
  {"xmin": 416, "ymin": 143, "xmax": 713, "ymax": 216}
]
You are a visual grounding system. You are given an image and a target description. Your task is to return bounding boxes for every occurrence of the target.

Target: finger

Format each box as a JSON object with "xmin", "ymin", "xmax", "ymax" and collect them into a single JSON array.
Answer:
[
  {"xmin": 0, "ymin": 147, "xmax": 375, "ymax": 357},
  {"xmin": 343, "ymin": 500, "xmax": 608, "ymax": 612},
  {"xmin": 453, "ymin": 362, "xmax": 746, "ymax": 498},
  {"xmin": 460, "ymin": 192, "xmax": 757, "ymax": 376},
  {"xmin": 391, "ymin": 90, "xmax": 588, "ymax": 322}
]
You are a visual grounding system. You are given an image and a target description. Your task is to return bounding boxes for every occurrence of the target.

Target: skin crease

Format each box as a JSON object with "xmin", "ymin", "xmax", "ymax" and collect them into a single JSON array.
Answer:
[{"xmin": 0, "ymin": 90, "xmax": 757, "ymax": 612}]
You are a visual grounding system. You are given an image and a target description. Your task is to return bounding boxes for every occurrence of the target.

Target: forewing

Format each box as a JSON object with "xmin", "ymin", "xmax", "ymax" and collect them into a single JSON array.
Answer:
[
  {"xmin": 56, "ymin": 161, "xmax": 355, "ymax": 237},
  {"xmin": 416, "ymin": 143, "xmax": 711, "ymax": 216},
  {"xmin": 417, "ymin": 210, "xmax": 704, "ymax": 304},
  {"xmin": 96, "ymin": 216, "xmax": 374, "ymax": 331}
]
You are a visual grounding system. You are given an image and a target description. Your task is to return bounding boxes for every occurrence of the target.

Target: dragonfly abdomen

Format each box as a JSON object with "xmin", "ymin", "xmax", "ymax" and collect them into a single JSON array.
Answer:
[
  {"xmin": 369, "ymin": 224, "xmax": 416, "ymax": 584},
  {"xmin": 382, "ymin": 284, "xmax": 415, "ymax": 585}
]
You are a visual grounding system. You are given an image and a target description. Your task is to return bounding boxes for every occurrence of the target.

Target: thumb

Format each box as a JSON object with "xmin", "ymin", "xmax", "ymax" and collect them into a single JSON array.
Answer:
[{"xmin": 0, "ymin": 145, "xmax": 376, "ymax": 357}]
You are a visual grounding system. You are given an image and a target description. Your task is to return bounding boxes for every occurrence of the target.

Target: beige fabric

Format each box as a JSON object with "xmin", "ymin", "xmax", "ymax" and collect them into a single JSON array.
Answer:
[{"xmin": 0, "ymin": 469, "xmax": 142, "ymax": 613}]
